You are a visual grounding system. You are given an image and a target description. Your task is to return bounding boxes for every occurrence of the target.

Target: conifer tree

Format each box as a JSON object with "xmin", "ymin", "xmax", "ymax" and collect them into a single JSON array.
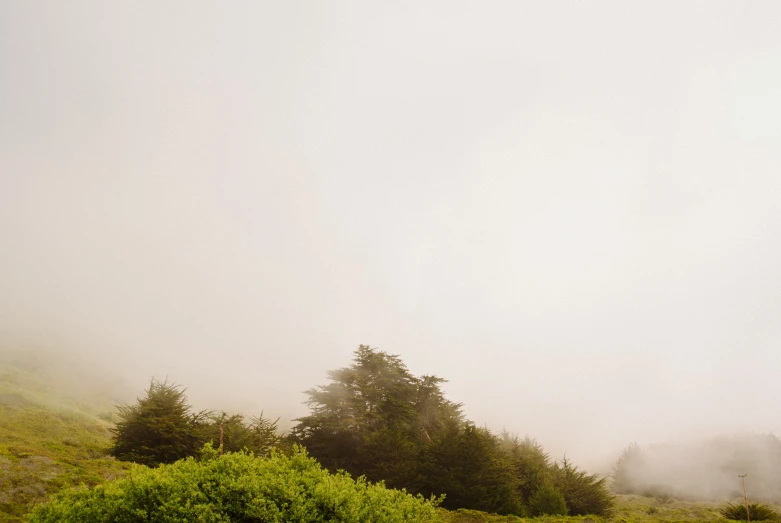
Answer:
[
  {"xmin": 291, "ymin": 345, "xmax": 462, "ymax": 477},
  {"xmin": 110, "ymin": 379, "xmax": 207, "ymax": 466},
  {"xmin": 415, "ymin": 422, "xmax": 523, "ymax": 515}
]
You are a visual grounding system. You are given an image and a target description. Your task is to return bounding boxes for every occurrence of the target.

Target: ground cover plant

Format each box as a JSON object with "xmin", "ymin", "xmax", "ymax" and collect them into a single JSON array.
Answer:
[{"xmin": 720, "ymin": 502, "xmax": 779, "ymax": 521}]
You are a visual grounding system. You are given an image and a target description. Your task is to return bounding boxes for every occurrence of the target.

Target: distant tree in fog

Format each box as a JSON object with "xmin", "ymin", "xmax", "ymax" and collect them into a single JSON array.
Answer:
[{"xmin": 203, "ymin": 411, "xmax": 282, "ymax": 455}]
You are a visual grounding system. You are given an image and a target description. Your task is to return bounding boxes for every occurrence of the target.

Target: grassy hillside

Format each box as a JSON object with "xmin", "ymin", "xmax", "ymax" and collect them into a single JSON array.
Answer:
[{"xmin": 0, "ymin": 351, "xmax": 130, "ymax": 522}]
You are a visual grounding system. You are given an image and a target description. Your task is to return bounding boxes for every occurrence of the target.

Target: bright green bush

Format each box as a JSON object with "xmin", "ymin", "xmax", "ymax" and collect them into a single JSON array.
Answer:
[
  {"xmin": 28, "ymin": 444, "xmax": 443, "ymax": 523},
  {"xmin": 527, "ymin": 484, "xmax": 568, "ymax": 516},
  {"xmin": 720, "ymin": 502, "xmax": 779, "ymax": 521}
]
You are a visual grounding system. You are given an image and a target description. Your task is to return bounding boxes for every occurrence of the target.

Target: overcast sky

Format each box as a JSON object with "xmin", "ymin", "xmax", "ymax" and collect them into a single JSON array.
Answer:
[{"xmin": 2, "ymin": 1, "xmax": 781, "ymax": 470}]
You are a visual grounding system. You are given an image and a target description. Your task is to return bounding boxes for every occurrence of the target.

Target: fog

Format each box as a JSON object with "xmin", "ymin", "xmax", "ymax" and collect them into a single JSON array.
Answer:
[
  {"xmin": 615, "ymin": 435, "xmax": 781, "ymax": 502},
  {"xmin": 2, "ymin": 1, "xmax": 781, "ymax": 473}
]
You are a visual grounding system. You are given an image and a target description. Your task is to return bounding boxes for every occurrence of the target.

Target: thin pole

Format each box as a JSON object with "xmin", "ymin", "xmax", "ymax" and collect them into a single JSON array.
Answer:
[
  {"xmin": 220, "ymin": 422, "xmax": 224, "ymax": 456},
  {"xmin": 739, "ymin": 474, "xmax": 750, "ymax": 522}
]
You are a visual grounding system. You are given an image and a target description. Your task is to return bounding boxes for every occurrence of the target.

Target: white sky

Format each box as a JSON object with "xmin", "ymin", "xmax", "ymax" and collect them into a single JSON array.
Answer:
[{"xmin": 2, "ymin": 1, "xmax": 781, "ymax": 470}]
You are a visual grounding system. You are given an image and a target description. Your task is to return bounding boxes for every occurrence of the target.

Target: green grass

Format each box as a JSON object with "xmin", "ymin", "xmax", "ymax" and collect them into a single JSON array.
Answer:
[
  {"xmin": 436, "ymin": 495, "xmax": 746, "ymax": 523},
  {"xmin": 610, "ymin": 494, "xmax": 726, "ymax": 522},
  {"xmin": 0, "ymin": 352, "xmax": 131, "ymax": 522}
]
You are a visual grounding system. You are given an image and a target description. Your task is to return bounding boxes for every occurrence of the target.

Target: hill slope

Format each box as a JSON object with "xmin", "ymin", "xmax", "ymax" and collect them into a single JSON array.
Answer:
[{"xmin": 0, "ymin": 351, "xmax": 130, "ymax": 522}]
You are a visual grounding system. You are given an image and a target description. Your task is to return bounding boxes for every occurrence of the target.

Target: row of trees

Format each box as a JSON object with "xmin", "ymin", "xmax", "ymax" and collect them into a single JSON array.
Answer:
[
  {"xmin": 109, "ymin": 345, "xmax": 613, "ymax": 517},
  {"xmin": 110, "ymin": 379, "xmax": 281, "ymax": 467},
  {"xmin": 290, "ymin": 345, "xmax": 612, "ymax": 516}
]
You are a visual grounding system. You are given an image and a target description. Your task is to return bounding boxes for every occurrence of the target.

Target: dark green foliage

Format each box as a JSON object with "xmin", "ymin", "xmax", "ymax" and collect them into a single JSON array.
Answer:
[
  {"xmin": 110, "ymin": 379, "xmax": 208, "ymax": 466},
  {"xmin": 549, "ymin": 457, "xmax": 613, "ymax": 516},
  {"xmin": 527, "ymin": 484, "xmax": 568, "ymax": 516},
  {"xmin": 359, "ymin": 427, "xmax": 418, "ymax": 488},
  {"xmin": 291, "ymin": 345, "xmax": 463, "ymax": 481},
  {"xmin": 291, "ymin": 346, "xmax": 612, "ymax": 518},
  {"xmin": 292, "ymin": 346, "xmax": 530, "ymax": 515},
  {"xmin": 28, "ymin": 445, "xmax": 443, "ymax": 523},
  {"xmin": 721, "ymin": 502, "xmax": 780, "ymax": 521},
  {"xmin": 111, "ymin": 381, "xmax": 285, "ymax": 467},
  {"xmin": 416, "ymin": 423, "xmax": 523, "ymax": 515}
]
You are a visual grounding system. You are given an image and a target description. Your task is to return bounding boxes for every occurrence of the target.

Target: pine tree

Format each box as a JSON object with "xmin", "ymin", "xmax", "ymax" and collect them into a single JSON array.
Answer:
[{"xmin": 110, "ymin": 379, "xmax": 207, "ymax": 466}]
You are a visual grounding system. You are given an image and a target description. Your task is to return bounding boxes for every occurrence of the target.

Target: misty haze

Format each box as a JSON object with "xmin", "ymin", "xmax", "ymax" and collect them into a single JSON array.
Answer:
[{"xmin": 2, "ymin": 1, "xmax": 781, "ymax": 522}]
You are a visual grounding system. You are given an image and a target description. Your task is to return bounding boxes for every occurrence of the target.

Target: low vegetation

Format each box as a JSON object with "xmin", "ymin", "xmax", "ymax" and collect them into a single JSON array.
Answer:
[
  {"xmin": 28, "ymin": 444, "xmax": 442, "ymax": 523},
  {"xmin": 720, "ymin": 502, "xmax": 779, "ymax": 521}
]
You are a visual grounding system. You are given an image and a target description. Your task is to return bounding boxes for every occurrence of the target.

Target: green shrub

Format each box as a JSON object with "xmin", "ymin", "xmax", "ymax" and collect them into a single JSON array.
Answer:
[
  {"xmin": 720, "ymin": 502, "xmax": 779, "ymax": 521},
  {"xmin": 28, "ymin": 444, "xmax": 443, "ymax": 523},
  {"xmin": 528, "ymin": 484, "xmax": 568, "ymax": 516}
]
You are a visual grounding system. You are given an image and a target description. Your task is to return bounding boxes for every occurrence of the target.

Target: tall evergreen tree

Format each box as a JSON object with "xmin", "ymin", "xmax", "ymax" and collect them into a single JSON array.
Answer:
[
  {"xmin": 110, "ymin": 379, "xmax": 207, "ymax": 466},
  {"xmin": 291, "ymin": 345, "xmax": 462, "ymax": 477}
]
